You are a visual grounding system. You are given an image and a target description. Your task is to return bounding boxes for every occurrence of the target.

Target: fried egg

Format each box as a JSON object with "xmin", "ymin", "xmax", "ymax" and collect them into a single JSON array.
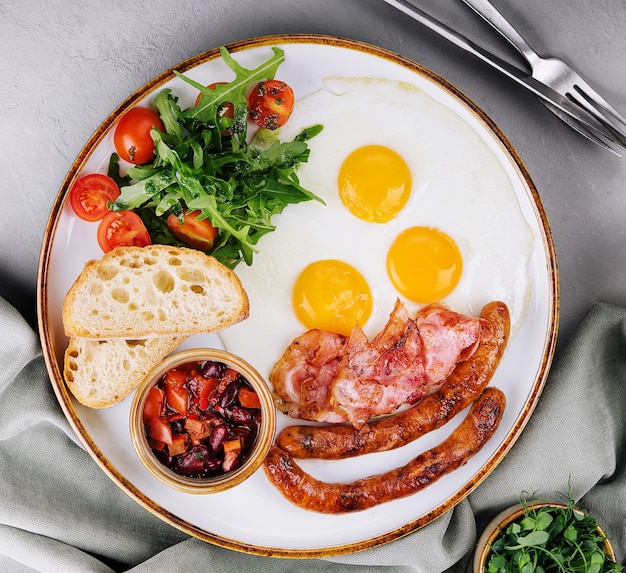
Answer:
[{"xmin": 220, "ymin": 77, "xmax": 533, "ymax": 378}]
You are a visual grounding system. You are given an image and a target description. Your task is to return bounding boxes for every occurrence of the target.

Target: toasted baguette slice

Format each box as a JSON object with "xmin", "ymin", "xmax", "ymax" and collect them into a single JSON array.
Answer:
[
  {"xmin": 64, "ymin": 336, "xmax": 186, "ymax": 408},
  {"xmin": 62, "ymin": 245, "xmax": 249, "ymax": 339}
]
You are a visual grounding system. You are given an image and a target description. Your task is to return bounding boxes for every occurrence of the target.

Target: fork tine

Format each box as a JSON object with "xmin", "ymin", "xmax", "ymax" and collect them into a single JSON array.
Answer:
[
  {"xmin": 542, "ymin": 100, "xmax": 622, "ymax": 157},
  {"xmin": 573, "ymin": 80, "xmax": 626, "ymax": 129},
  {"xmin": 569, "ymin": 85, "xmax": 626, "ymax": 145}
]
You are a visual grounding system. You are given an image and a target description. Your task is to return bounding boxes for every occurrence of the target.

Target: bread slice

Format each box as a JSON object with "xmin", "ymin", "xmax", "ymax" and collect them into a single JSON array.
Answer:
[
  {"xmin": 62, "ymin": 245, "xmax": 249, "ymax": 339},
  {"xmin": 64, "ymin": 336, "xmax": 186, "ymax": 408}
]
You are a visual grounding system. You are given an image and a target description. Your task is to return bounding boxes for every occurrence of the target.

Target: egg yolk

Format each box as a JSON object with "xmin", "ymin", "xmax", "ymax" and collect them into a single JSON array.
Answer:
[
  {"xmin": 386, "ymin": 226, "xmax": 463, "ymax": 303},
  {"xmin": 292, "ymin": 259, "xmax": 372, "ymax": 335},
  {"xmin": 338, "ymin": 145, "xmax": 412, "ymax": 223}
]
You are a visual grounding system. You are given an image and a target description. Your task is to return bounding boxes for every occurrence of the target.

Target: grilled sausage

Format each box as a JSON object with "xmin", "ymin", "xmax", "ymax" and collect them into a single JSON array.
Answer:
[
  {"xmin": 263, "ymin": 386, "xmax": 506, "ymax": 514},
  {"xmin": 276, "ymin": 301, "xmax": 510, "ymax": 459}
]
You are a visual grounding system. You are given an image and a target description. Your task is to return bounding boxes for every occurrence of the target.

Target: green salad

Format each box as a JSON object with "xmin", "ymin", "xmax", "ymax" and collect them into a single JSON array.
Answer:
[{"xmin": 108, "ymin": 46, "xmax": 323, "ymax": 269}]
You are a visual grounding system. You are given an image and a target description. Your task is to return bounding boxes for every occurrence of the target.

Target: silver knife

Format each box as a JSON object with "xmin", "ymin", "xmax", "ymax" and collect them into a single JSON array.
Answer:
[{"xmin": 382, "ymin": 0, "xmax": 624, "ymax": 153}]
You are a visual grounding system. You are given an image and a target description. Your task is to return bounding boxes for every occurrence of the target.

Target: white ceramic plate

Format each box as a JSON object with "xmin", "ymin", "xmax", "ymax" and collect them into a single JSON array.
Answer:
[{"xmin": 37, "ymin": 35, "xmax": 558, "ymax": 557}]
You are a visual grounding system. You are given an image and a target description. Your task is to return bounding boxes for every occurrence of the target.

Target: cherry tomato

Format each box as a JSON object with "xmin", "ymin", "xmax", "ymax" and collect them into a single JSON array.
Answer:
[
  {"xmin": 163, "ymin": 368, "xmax": 188, "ymax": 389},
  {"xmin": 247, "ymin": 79, "xmax": 295, "ymax": 130},
  {"xmin": 143, "ymin": 387, "xmax": 165, "ymax": 423},
  {"xmin": 113, "ymin": 107, "xmax": 164, "ymax": 165},
  {"xmin": 147, "ymin": 437, "xmax": 166, "ymax": 452},
  {"xmin": 97, "ymin": 210, "xmax": 152, "ymax": 253},
  {"xmin": 238, "ymin": 387, "xmax": 261, "ymax": 409},
  {"xmin": 192, "ymin": 375, "xmax": 219, "ymax": 410},
  {"xmin": 166, "ymin": 210, "xmax": 218, "ymax": 251},
  {"xmin": 69, "ymin": 174, "xmax": 120, "ymax": 222},
  {"xmin": 145, "ymin": 416, "xmax": 173, "ymax": 445},
  {"xmin": 165, "ymin": 384, "xmax": 188, "ymax": 416}
]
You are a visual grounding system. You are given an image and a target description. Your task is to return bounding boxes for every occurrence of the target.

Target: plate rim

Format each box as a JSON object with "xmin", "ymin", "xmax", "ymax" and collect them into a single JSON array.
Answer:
[{"xmin": 36, "ymin": 32, "xmax": 559, "ymax": 557}]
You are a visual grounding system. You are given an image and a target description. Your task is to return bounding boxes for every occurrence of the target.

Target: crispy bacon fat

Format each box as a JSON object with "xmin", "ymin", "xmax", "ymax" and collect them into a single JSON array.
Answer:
[{"xmin": 270, "ymin": 299, "xmax": 491, "ymax": 428}]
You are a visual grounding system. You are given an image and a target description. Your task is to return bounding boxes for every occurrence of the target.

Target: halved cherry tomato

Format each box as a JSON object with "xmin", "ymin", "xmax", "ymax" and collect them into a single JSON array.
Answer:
[
  {"xmin": 69, "ymin": 174, "xmax": 120, "ymax": 222},
  {"xmin": 143, "ymin": 386, "xmax": 165, "ymax": 423},
  {"xmin": 166, "ymin": 210, "xmax": 218, "ymax": 251},
  {"xmin": 195, "ymin": 82, "xmax": 236, "ymax": 136},
  {"xmin": 113, "ymin": 107, "xmax": 164, "ymax": 165},
  {"xmin": 97, "ymin": 210, "xmax": 151, "ymax": 253},
  {"xmin": 238, "ymin": 387, "xmax": 261, "ymax": 409},
  {"xmin": 145, "ymin": 416, "xmax": 173, "ymax": 445},
  {"xmin": 247, "ymin": 79, "xmax": 295, "ymax": 130},
  {"xmin": 163, "ymin": 368, "xmax": 188, "ymax": 389},
  {"xmin": 148, "ymin": 437, "xmax": 166, "ymax": 452},
  {"xmin": 165, "ymin": 384, "xmax": 188, "ymax": 416}
]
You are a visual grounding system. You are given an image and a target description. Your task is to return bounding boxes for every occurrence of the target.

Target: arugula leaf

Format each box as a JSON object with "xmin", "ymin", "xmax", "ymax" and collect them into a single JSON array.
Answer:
[
  {"xmin": 108, "ymin": 46, "xmax": 323, "ymax": 269},
  {"xmin": 176, "ymin": 46, "xmax": 285, "ymax": 146},
  {"xmin": 107, "ymin": 153, "xmax": 131, "ymax": 187}
]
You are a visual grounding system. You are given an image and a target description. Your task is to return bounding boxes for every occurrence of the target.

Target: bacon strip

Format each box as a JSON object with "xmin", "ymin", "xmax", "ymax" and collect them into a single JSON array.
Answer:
[
  {"xmin": 270, "ymin": 299, "xmax": 490, "ymax": 428},
  {"xmin": 329, "ymin": 300, "xmax": 425, "ymax": 428},
  {"xmin": 270, "ymin": 329, "xmax": 347, "ymax": 423}
]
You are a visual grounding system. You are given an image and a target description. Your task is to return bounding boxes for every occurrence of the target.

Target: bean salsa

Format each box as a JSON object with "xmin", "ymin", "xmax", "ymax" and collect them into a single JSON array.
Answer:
[{"xmin": 142, "ymin": 359, "xmax": 263, "ymax": 478}]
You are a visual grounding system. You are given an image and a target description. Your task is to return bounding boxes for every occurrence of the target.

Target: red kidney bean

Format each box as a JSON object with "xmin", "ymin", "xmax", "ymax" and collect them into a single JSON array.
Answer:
[
  {"xmin": 203, "ymin": 454, "xmax": 222, "ymax": 472},
  {"xmin": 209, "ymin": 424, "xmax": 229, "ymax": 453},
  {"xmin": 200, "ymin": 360, "xmax": 225, "ymax": 379},
  {"xmin": 219, "ymin": 380, "xmax": 241, "ymax": 408},
  {"xmin": 176, "ymin": 445, "xmax": 211, "ymax": 476},
  {"xmin": 231, "ymin": 425, "xmax": 256, "ymax": 450},
  {"xmin": 225, "ymin": 405, "xmax": 254, "ymax": 425},
  {"xmin": 170, "ymin": 419, "xmax": 185, "ymax": 434},
  {"xmin": 203, "ymin": 411, "xmax": 223, "ymax": 426},
  {"xmin": 154, "ymin": 448, "xmax": 172, "ymax": 467}
]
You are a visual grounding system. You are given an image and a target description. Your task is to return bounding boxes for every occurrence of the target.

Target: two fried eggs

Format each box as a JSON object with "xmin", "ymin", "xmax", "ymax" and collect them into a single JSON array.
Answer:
[{"xmin": 221, "ymin": 77, "xmax": 533, "ymax": 376}]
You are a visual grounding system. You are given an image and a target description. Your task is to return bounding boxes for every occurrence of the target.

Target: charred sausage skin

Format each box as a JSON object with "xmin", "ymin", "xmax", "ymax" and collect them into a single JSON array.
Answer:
[
  {"xmin": 276, "ymin": 301, "xmax": 510, "ymax": 460},
  {"xmin": 263, "ymin": 386, "xmax": 506, "ymax": 514}
]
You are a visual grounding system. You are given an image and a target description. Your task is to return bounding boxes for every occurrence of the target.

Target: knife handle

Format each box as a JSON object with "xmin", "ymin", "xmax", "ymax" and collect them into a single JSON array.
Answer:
[{"xmin": 459, "ymin": 0, "xmax": 540, "ymax": 66}]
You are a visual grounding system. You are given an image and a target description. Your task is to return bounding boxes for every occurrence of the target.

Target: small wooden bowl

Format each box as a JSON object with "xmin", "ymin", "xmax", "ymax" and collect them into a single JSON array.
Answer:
[
  {"xmin": 130, "ymin": 348, "xmax": 276, "ymax": 494},
  {"xmin": 473, "ymin": 502, "xmax": 617, "ymax": 572}
]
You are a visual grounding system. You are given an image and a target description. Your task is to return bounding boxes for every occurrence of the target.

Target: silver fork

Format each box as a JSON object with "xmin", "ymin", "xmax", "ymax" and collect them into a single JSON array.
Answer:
[{"xmin": 460, "ymin": 0, "xmax": 626, "ymax": 149}]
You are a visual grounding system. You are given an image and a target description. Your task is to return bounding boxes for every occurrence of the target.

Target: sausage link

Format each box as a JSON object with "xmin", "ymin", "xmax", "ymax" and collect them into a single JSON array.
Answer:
[
  {"xmin": 263, "ymin": 386, "xmax": 506, "ymax": 514},
  {"xmin": 276, "ymin": 301, "xmax": 510, "ymax": 459}
]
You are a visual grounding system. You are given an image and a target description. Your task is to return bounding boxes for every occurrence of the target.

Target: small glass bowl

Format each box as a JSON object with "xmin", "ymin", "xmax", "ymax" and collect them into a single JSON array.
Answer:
[
  {"xmin": 130, "ymin": 348, "xmax": 276, "ymax": 494},
  {"xmin": 473, "ymin": 502, "xmax": 617, "ymax": 572}
]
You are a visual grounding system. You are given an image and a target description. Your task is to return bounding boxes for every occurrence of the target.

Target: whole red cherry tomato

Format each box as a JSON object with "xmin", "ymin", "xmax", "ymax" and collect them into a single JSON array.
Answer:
[
  {"xmin": 113, "ymin": 107, "xmax": 164, "ymax": 165},
  {"xmin": 247, "ymin": 79, "xmax": 295, "ymax": 130}
]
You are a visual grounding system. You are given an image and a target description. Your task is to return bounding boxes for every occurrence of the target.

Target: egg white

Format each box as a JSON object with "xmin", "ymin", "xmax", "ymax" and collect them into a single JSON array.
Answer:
[{"xmin": 220, "ymin": 78, "xmax": 533, "ymax": 380}]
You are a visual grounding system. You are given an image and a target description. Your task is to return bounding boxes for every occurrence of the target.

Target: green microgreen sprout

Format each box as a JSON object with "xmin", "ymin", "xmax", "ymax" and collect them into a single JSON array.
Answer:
[{"xmin": 485, "ymin": 485, "xmax": 622, "ymax": 573}]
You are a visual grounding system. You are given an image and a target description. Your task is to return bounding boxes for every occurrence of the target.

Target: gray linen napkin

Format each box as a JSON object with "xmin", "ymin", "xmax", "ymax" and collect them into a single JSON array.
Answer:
[{"xmin": 1, "ymin": 295, "xmax": 624, "ymax": 572}]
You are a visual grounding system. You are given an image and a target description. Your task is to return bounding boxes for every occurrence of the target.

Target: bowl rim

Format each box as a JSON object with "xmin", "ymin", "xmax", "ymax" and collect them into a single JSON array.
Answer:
[
  {"xmin": 129, "ymin": 347, "xmax": 276, "ymax": 494},
  {"xmin": 473, "ymin": 501, "xmax": 618, "ymax": 572}
]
